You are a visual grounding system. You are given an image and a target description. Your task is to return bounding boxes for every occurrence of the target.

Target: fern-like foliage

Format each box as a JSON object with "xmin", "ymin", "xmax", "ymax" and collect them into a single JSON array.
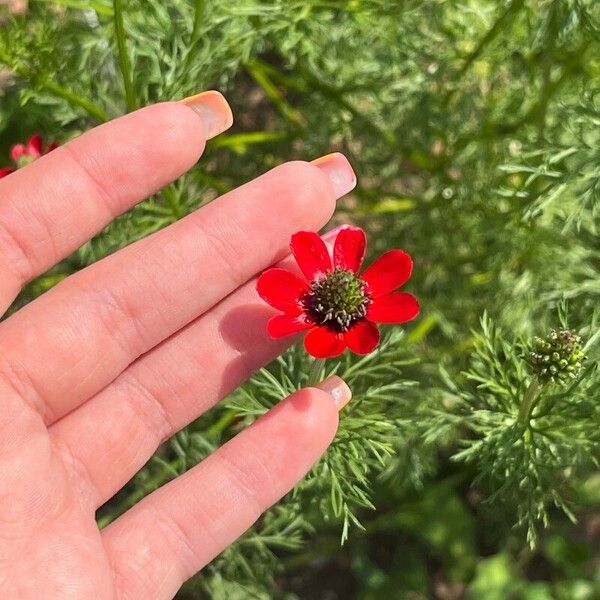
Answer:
[
  {"xmin": 1, "ymin": 0, "xmax": 599, "ymax": 595},
  {"xmin": 449, "ymin": 313, "xmax": 599, "ymax": 546}
]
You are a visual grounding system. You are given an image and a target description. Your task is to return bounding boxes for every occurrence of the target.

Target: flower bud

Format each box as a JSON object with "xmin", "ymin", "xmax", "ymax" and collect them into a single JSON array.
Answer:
[{"xmin": 525, "ymin": 329, "xmax": 586, "ymax": 384}]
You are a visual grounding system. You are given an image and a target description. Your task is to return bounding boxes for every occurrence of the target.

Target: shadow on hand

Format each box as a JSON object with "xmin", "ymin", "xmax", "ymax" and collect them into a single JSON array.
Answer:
[{"xmin": 216, "ymin": 302, "xmax": 290, "ymax": 402}]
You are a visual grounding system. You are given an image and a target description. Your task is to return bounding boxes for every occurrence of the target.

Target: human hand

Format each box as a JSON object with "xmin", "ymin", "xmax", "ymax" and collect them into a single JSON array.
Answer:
[{"xmin": 0, "ymin": 92, "xmax": 356, "ymax": 599}]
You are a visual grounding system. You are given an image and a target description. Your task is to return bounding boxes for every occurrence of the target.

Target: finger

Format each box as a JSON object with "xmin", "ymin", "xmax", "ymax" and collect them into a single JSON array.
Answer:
[
  {"xmin": 102, "ymin": 381, "xmax": 350, "ymax": 600},
  {"xmin": 0, "ymin": 92, "xmax": 232, "ymax": 312},
  {"xmin": 48, "ymin": 227, "xmax": 343, "ymax": 509},
  {"xmin": 0, "ymin": 155, "xmax": 355, "ymax": 425},
  {"xmin": 45, "ymin": 249, "xmax": 298, "ymax": 507}
]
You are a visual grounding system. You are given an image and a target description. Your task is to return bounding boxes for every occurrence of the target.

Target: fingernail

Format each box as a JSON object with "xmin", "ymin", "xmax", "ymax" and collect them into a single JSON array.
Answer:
[
  {"xmin": 180, "ymin": 90, "xmax": 233, "ymax": 139},
  {"xmin": 316, "ymin": 375, "xmax": 352, "ymax": 411},
  {"xmin": 311, "ymin": 152, "xmax": 357, "ymax": 197}
]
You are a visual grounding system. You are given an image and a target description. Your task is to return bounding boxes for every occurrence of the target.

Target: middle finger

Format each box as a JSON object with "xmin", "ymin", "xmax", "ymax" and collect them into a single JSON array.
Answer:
[{"xmin": 0, "ymin": 155, "xmax": 355, "ymax": 425}]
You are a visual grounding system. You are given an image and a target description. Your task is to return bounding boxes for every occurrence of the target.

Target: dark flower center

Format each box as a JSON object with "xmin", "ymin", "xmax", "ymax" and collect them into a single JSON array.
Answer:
[{"xmin": 302, "ymin": 268, "xmax": 371, "ymax": 332}]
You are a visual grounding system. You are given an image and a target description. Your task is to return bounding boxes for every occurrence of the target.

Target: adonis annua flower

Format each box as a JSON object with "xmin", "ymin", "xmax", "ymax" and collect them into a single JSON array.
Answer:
[
  {"xmin": 0, "ymin": 134, "xmax": 59, "ymax": 178},
  {"xmin": 257, "ymin": 226, "xmax": 419, "ymax": 358}
]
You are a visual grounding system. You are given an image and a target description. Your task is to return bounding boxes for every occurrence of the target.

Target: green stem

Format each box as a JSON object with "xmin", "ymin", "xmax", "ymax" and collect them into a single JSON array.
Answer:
[
  {"xmin": 190, "ymin": 0, "xmax": 205, "ymax": 42},
  {"xmin": 45, "ymin": 82, "xmax": 109, "ymax": 121},
  {"xmin": 209, "ymin": 130, "xmax": 295, "ymax": 150},
  {"xmin": 245, "ymin": 60, "xmax": 304, "ymax": 127},
  {"xmin": 518, "ymin": 378, "xmax": 541, "ymax": 426},
  {"xmin": 448, "ymin": 0, "xmax": 524, "ymax": 91},
  {"xmin": 169, "ymin": 0, "xmax": 204, "ymax": 98},
  {"xmin": 33, "ymin": 0, "xmax": 114, "ymax": 16},
  {"xmin": 260, "ymin": 56, "xmax": 438, "ymax": 172},
  {"xmin": 306, "ymin": 358, "xmax": 325, "ymax": 388},
  {"xmin": 206, "ymin": 409, "xmax": 238, "ymax": 439},
  {"xmin": 113, "ymin": 0, "xmax": 138, "ymax": 111}
]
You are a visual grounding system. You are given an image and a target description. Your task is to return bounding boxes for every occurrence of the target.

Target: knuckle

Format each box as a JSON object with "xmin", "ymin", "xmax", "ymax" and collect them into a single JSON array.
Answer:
[
  {"xmin": 0, "ymin": 358, "xmax": 50, "ymax": 422},
  {"xmin": 0, "ymin": 213, "xmax": 43, "ymax": 285},
  {"xmin": 118, "ymin": 373, "xmax": 175, "ymax": 444},
  {"xmin": 215, "ymin": 444, "xmax": 273, "ymax": 516},
  {"xmin": 156, "ymin": 512, "xmax": 198, "ymax": 567},
  {"xmin": 58, "ymin": 144, "xmax": 120, "ymax": 219},
  {"xmin": 77, "ymin": 277, "xmax": 150, "ymax": 360},
  {"xmin": 193, "ymin": 219, "xmax": 247, "ymax": 288},
  {"xmin": 52, "ymin": 437, "xmax": 101, "ymax": 511}
]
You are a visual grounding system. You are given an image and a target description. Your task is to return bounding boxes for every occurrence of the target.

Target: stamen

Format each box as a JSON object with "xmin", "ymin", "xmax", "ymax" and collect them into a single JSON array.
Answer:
[{"xmin": 302, "ymin": 268, "xmax": 371, "ymax": 332}]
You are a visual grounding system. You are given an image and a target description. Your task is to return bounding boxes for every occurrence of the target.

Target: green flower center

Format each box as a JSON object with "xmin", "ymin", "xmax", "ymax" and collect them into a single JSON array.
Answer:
[{"xmin": 302, "ymin": 268, "xmax": 371, "ymax": 332}]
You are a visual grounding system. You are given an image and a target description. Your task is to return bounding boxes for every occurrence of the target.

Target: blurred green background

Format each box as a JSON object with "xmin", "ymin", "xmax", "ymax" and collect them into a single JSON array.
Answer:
[{"xmin": 1, "ymin": 1, "xmax": 599, "ymax": 598}]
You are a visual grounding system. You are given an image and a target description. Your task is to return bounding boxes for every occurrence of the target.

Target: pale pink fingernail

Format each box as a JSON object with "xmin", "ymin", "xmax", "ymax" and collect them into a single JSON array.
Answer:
[
  {"xmin": 180, "ymin": 90, "xmax": 233, "ymax": 139},
  {"xmin": 316, "ymin": 375, "xmax": 352, "ymax": 411},
  {"xmin": 311, "ymin": 152, "xmax": 357, "ymax": 197}
]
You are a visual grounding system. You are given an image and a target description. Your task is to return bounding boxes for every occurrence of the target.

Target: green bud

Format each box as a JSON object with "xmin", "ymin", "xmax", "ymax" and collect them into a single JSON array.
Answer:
[{"xmin": 525, "ymin": 329, "xmax": 586, "ymax": 385}]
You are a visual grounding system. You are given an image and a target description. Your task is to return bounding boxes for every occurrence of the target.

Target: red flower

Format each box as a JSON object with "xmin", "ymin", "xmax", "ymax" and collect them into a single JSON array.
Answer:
[
  {"xmin": 257, "ymin": 226, "xmax": 419, "ymax": 358},
  {"xmin": 0, "ymin": 134, "xmax": 59, "ymax": 179}
]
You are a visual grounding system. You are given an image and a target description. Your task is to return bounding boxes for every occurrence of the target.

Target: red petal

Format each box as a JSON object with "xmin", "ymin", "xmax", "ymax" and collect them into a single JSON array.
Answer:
[
  {"xmin": 0, "ymin": 167, "xmax": 15, "ymax": 178},
  {"xmin": 361, "ymin": 250, "xmax": 413, "ymax": 297},
  {"xmin": 367, "ymin": 292, "xmax": 419, "ymax": 323},
  {"xmin": 333, "ymin": 226, "xmax": 366, "ymax": 273},
  {"xmin": 26, "ymin": 134, "xmax": 43, "ymax": 157},
  {"xmin": 344, "ymin": 321, "xmax": 380, "ymax": 354},
  {"xmin": 291, "ymin": 231, "xmax": 332, "ymax": 281},
  {"xmin": 267, "ymin": 314, "xmax": 312, "ymax": 338},
  {"xmin": 46, "ymin": 141, "xmax": 59, "ymax": 153},
  {"xmin": 304, "ymin": 326, "xmax": 346, "ymax": 358},
  {"xmin": 10, "ymin": 144, "xmax": 26, "ymax": 162},
  {"xmin": 256, "ymin": 268, "xmax": 308, "ymax": 314}
]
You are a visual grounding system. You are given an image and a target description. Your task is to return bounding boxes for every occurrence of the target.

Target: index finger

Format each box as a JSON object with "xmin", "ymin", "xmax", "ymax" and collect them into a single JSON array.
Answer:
[{"xmin": 0, "ymin": 91, "xmax": 232, "ymax": 312}]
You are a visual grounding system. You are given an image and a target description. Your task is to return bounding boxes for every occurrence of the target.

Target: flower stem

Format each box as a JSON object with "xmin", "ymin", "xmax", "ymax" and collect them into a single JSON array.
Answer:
[
  {"xmin": 518, "ymin": 378, "xmax": 541, "ymax": 425},
  {"xmin": 306, "ymin": 358, "xmax": 325, "ymax": 388},
  {"xmin": 190, "ymin": 0, "xmax": 205, "ymax": 42},
  {"xmin": 113, "ymin": 0, "xmax": 138, "ymax": 111},
  {"xmin": 206, "ymin": 408, "xmax": 238, "ymax": 439},
  {"xmin": 174, "ymin": 0, "xmax": 205, "ymax": 92}
]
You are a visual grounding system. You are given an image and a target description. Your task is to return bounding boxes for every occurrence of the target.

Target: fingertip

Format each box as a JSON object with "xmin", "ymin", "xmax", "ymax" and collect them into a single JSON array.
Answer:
[
  {"xmin": 315, "ymin": 375, "xmax": 352, "ymax": 411},
  {"xmin": 148, "ymin": 101, "xmax": 208, "ymax": 154},
  {"xmin": 311, "ymin": 152, "xmax": 357, "ymax": 198},
  {"xmin": 261, "ymin": 160, "xmax": 338, "ymax": 227},
  {"xmin": 286, "ymin": 386, "xmax": 340, "ymax": 443}
]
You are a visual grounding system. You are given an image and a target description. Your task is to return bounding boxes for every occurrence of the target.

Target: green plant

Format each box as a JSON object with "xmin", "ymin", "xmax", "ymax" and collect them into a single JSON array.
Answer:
[{"xmin": 1, "ymin": 0, "xmax": 599, "ymax": 596}]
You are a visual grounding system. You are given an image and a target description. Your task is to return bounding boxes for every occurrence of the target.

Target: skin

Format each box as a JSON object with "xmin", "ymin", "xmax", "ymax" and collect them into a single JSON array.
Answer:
[{"xmin": 0, "ymin": 102, "xmax": 349, "ymax": 599}]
